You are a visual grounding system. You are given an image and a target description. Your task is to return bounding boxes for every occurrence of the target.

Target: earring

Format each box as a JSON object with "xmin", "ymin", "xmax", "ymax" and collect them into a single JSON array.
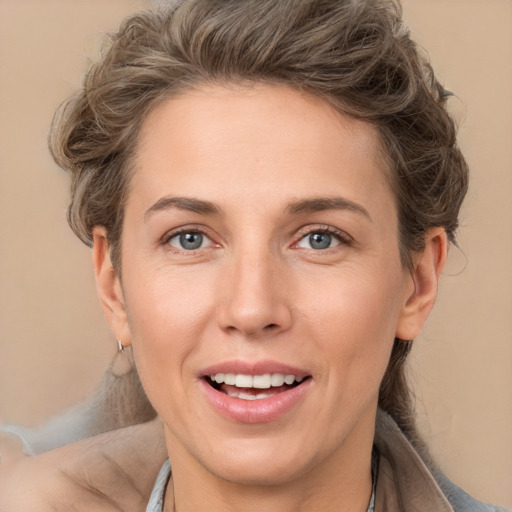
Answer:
[{"xmin": 111, "ymin": 338, "xmax": 133, "ymax": 377}]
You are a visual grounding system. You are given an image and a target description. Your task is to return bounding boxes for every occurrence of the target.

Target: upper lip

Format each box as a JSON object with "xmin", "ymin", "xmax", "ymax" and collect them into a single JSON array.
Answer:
[{"xmin": 199, "ymin": 360, "xmax": 310, "ymax": 379}]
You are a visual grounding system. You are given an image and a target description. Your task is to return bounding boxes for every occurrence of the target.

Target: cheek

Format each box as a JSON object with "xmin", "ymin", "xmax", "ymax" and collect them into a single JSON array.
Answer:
[
  {"xmin": 122, "ymin": 264, "xmax": 219, "ymax": 379},
  {"xmin": 126, "ymin": 256, "xmax": 215, "ymax": 323},
  {"xmin": 297, "ymin": 264, "xmax": 403, "ymax": 377}
]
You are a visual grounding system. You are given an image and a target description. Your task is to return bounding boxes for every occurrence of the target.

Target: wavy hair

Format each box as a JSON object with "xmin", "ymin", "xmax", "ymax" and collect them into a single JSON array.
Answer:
[{"xmin": 49, "ymin": 0, "xmax": 469, "ymax": 462}]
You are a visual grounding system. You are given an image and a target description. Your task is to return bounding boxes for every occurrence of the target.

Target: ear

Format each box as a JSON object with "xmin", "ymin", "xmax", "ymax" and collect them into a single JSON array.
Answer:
[
  {"xmin": 92, "ymin": 227, "xmax": 131, "ymax": 349},
  {"xmin": 395, "ymin": 227, "xmax": 448, "ymax": 341}
]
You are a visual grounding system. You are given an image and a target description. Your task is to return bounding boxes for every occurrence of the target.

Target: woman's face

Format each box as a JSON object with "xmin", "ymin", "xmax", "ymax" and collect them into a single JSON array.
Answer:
[{"xmin": 97, "ymin": 84, "xmax": 426, "ymax": 485}]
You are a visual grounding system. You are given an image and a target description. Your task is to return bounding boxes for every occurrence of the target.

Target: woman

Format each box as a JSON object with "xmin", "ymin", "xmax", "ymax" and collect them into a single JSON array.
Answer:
[{"xmin": 0, "ymin": 0, "xmax": 509, "ymax": 510}]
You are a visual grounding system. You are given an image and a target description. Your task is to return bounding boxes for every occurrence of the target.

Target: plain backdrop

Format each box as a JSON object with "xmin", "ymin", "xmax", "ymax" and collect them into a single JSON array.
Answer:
[{"xmin": 0, "ymin": 0, "xmax": 511, "ymax": 507}]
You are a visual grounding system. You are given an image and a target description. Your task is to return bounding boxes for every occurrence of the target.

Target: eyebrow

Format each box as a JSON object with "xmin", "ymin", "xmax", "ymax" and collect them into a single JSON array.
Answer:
[
  {"xmin": 144, "ymin": 195, "xmax": 371, "ymax": 222},
  {"xmin": 144, "ymin": 196, "xmax": 221, "ymax": 222},
  {"xmin": 286, "ymin": 197, "xmax": 372, "ymax": 221}
]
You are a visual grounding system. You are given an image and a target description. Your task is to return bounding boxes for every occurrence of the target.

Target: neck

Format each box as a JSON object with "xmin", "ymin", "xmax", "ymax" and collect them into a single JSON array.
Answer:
[
  {"xmin": 167, "ymin": 470, "xmax": 372, "ymax": 512},
  {"xmin": 163, "ymin": 412, "xmax": 375, "ymax": 512}
]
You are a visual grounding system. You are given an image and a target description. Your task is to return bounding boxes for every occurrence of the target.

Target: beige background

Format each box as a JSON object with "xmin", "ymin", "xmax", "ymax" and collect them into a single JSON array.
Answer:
[{"xmin": 0, "ymin": 0, "xmax": 511, "ymax": 507}]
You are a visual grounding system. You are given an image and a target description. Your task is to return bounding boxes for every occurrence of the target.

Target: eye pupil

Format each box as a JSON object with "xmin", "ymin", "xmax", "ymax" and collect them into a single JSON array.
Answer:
[
  {"xmin": 180, "ymin": 232, "xmax": 203, "ymax": 250},
  {"xmin": 309, "ymin": 232, "xmax": 331, "ymax": 250}
]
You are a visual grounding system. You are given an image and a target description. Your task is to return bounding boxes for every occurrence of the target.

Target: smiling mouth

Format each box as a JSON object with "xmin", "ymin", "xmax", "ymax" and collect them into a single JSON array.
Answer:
[{"xmin": 205, "ymin": 373, "xmax": 309, "ymax": 400}]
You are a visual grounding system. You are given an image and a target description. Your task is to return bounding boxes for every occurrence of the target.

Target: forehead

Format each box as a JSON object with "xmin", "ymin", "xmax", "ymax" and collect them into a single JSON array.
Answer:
[{"xmin": 130, "ymin": 84, "xmax": 393, "ymax": 216}]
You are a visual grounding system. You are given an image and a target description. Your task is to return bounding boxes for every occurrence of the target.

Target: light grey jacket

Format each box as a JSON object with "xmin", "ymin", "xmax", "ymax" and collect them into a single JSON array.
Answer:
[
  {"xmin": 144, "ymin": 411, "xmax": 510, "ymax": 512},
  {"xmin": 374, "ymin": 410, "xmax": 509, "ymax": 512},
  {"xmin": 2, "ymin": 408, "xmax": 509, "ymax": 511}
]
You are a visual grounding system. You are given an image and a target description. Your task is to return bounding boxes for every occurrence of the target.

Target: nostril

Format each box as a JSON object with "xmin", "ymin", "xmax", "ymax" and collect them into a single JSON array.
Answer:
[{"xmin": 264, "ymin": 323, "xmax": 278, "ymax": 330}]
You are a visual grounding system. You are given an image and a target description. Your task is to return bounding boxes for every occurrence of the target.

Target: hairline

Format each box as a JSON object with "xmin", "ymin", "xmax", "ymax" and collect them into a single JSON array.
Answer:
[{"xmin": 106, "ymin": 80, "xmax": 414, "ymax": 275}]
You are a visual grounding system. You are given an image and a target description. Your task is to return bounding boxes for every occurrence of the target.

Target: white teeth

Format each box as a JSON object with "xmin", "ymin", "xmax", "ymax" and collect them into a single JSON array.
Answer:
[
  {"xmin": 235, "ymin": 374, "xmax": 253, "ymax": 388},
  {"xmin": 271, "ymin": 374, "xmax": 285, "ymax": 386},
  {"xmin": 226, "ymin": 389, "xmax": 275, "ymax": 400},
  {"xmin": 252, "ymin": 374, "xmax": 271, "ymax": 389},
  {"xmin": 238, "ymin": 392, "xmax": 257, "ymax": 400},
  {"xmin": 255, "ymin": 392, "xmax": 273, "ymax": 399},
  {"xmin": 214, "ymin": 373, "xmax": 236, "ymax": 385},
  {"xmin": 284, "ymin": 374, "xmax": 295, "ymax": 385},
  {"xmin": 209, "ymin": 372, "xmax": 305, "ymax": 388},
  {"xmin": 224, "ymin": 373, "xmax": 236, "ymax": 385}
]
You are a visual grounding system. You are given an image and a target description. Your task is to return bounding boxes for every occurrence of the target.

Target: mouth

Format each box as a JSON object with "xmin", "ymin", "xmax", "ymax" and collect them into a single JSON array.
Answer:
[
  {"xmin": 198, "ymin": 362, "xmax": 312, "ymax": 423},
  {"xmin": 204, "ymin": 372, "xmax": 310, "ymax": 401}
]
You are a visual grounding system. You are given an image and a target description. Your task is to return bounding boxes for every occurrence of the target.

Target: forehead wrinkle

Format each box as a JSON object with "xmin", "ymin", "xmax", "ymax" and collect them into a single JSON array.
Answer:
[{"xmin": 144, "ymin": 196, "xmax": 221, "ymax": 222}]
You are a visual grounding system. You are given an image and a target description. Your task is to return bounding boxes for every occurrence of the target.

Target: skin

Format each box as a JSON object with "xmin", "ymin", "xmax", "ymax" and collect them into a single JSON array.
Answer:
[
  {"xmin": 0, "ymin": 83, "xmax": 447, "ymax": 512},
  {"xmin": 93, "ymin": 84, "xmax": 447, "ymax": 512}
]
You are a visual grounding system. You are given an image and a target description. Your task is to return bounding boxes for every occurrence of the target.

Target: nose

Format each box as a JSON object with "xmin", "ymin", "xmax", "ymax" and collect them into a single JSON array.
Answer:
[{"xmin": 216, "ymin": 248, "xmax": 292, "ymax": 338}]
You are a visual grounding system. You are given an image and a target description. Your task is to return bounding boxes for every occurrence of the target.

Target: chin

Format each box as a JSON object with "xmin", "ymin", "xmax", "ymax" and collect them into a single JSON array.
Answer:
[
  {"xmin": 196, "ymin": 437, "xmax": 323, "ymax": 487},
  {"xmin": 210, "ymin": 458, "xmax": 311, "ymax": 487}
]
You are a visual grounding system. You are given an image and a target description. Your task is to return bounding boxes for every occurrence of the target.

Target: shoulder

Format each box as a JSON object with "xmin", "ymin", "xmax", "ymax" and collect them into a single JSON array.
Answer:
[
  {"xmin": 0, "ymin": 420, "xmax": 167, "ymax": 512},
  {"xmin": 374, "ymin": 410, "xmax": 510, "ymax": 512},
  {"xmin": 433, "ymin": 471, "xmax": 511, "ymax": 512}
]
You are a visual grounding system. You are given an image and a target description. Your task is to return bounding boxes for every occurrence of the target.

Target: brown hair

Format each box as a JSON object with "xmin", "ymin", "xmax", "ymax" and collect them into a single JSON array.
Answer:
[{"xmin": 49, "ymin": 0, "xmax": 468, "ymax": 460}]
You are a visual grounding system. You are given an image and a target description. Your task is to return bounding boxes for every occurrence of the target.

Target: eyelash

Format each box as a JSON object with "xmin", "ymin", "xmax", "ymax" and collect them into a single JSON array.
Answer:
[
  {"xmin": 162, "ymin": 226, "xmax": 216, "ymax": 253},
  {"xmin": 293, "ymin": 225, "xmax": 353, "ymax": 251},
  {"xmin": 161, "ymin": 225, "xmax": 353, "ymax": 253}
]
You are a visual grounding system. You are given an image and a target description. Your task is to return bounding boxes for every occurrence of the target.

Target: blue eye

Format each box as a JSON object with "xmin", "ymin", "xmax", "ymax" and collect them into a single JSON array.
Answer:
[
  {"xmin": 169, "ymin": 232, "xmax": 209, "ymax": 250},
  {"xmin": 297, "ymin": 231, "xmax": 341, "ymax": 250}
]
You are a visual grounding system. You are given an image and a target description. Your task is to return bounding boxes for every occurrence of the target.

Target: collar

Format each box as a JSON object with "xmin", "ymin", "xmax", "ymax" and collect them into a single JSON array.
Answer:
[
  {"xmin": 374, "ymin": 409, "xmax": 454, "ymax": 512},
  {"xmin": 146, "ymin": 459, "xmax": 171, "ymax": 512},
  {"xmin": 146, "ymin": 459, "xmax": 377, "ymax": 512},
  {"xmin": 147, "ymin": 411, "xmax": 457, "ymax": 512}
]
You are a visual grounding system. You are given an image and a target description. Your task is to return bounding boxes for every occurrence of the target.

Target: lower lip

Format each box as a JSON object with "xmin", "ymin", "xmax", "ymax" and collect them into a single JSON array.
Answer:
[{"xmin": 199, "ymin": 378, "xmax": 312, "ymax": 424}]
